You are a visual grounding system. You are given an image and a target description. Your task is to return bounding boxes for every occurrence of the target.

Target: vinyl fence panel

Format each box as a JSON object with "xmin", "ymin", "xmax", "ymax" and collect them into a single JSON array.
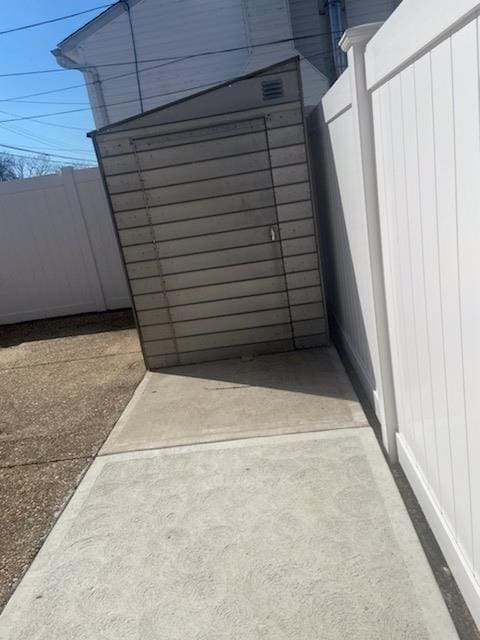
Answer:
[
  {"xmin": 319, "ymin": 1, "xmax": 480, "ymax": 626},
  {"xmin": 0, "ymin": 167, "xmax": 129, "ymax": 324}
]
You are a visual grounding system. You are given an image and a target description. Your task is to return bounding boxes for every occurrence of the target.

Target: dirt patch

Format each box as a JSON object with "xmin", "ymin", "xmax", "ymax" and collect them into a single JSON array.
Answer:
[{"xmin": 0, "ymin": 310, "xmax": 145, "ymax": 610}]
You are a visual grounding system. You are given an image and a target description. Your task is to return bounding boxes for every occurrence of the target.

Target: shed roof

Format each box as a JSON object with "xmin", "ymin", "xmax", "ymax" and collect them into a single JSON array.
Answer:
[{"xmin": 88, "ymin": 55, "xmax": 300, "ymax": 138}]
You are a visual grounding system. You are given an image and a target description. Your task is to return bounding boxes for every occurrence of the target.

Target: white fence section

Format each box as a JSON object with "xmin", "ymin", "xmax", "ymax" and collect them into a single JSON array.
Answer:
[
  {"xmin": 0, "ymin": 167, "xmax": 130, "ymax": 324},
  {"xmin": 308, "ymin": 23, "xmax": 397, "ymax": 457},
  {"xmin": 319, "ymin": 0, "xmax": 480, "ymax": 626}
]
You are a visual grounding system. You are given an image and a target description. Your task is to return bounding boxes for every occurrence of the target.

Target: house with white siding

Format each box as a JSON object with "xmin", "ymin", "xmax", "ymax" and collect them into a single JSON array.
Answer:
[{"xmin": 52, "ymin": 0, "xmax": 400, "ymax": 128}]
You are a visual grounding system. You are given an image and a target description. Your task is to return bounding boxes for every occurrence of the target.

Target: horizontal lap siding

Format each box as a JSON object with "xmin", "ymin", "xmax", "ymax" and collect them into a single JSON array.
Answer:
[
  {"xmin": 105, "ymin": 150, "xmax": 272, "ymax": 194},
  {"xmin": 133, "ymin": 275, "xmax": 288, "ymax": 304},
  {"xmin": 137, "ymin": 291, "xmax": 290, "ymax": 325},
  {"xmin": 115, "ymin": 190, "xmax": 276, "ymax": 228},
  {"xmin": 110, "ymin": 170, "xmax": 274, "ymax": 211},
  {"xmin": 147, "ymin": 339, "xmax": 295, "ymax": 369},
  {"xmin": 96, "ymin": 104, "xmax": 302, "ymax": 156},
  {"xmin": 95, "ymin": 63, "xmax": 327, "ymax": 367},
  {"xmin": 127, "ymin": 252, "xmax": 319, "ymax": 287},
  {"xmin": 120, "ymin": 208, "xmax": 278, "ymax": 243},
  {"xmin": 144, "ymin": 324, "xmax": 294, "ymax": 356}
]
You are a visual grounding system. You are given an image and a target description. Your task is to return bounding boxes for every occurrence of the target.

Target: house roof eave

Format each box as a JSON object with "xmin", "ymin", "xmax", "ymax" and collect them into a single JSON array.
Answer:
[{"xmin": 55, "ymin": 0, "xmax": 143, "ymax": 54}]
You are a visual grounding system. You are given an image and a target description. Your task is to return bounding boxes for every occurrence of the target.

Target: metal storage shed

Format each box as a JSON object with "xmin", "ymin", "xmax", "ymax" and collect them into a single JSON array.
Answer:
[{"xmin": 90, "ymin": 57, "xmax": 328, "ymax": 369}]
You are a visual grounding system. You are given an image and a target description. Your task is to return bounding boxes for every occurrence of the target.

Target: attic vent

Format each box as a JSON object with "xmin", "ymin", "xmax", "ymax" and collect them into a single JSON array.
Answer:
[{"xmin": 261, "ymin": 78, "xmax": 284, "ymax": 101}]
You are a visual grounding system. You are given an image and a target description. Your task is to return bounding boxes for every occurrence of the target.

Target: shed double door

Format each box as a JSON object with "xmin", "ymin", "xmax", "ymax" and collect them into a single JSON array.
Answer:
[{"xmin": 129, "ymin": 117, "xmax": 294, "ymax": 368}]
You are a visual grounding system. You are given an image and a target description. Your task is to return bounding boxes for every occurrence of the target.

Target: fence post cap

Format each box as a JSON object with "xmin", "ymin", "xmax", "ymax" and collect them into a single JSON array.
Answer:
[{"xmin": 339, "ymin": 22, "xmax": 383, "ymax": 52}]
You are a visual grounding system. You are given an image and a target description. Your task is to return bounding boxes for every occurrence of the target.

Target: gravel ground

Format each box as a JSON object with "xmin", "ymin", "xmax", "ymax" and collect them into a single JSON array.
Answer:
[{"xmin": 0, "ymin": 310, "xmax": 145, "ymax": 610}]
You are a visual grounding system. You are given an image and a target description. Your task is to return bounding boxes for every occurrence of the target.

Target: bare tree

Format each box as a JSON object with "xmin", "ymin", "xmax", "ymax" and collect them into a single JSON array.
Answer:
[
  {"xmin": 8, "ymin": 154, "xmax": 56, "ymax": 179},
  {"xmin": 0, "ymin": 154, "xmax": 18, "ymax": 181},
  {"xmin": 0, "ymin": 153, "xmax": 93, "ymax": 181}
]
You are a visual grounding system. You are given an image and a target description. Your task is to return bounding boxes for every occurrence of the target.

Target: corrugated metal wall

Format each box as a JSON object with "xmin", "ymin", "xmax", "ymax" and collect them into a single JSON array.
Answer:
[{"xmin": 93, "ymin": 59, "xmax": 327, "ymax": 369}]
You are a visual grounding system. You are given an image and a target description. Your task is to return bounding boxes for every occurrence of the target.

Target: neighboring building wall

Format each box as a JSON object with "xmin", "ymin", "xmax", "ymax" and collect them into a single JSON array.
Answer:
[
  {"xmin": 0, "ymin": 167, "xmax": 129, "ymax": 324},
  {"xmin": 239, "ymin": 0, "xmax": 330, "ymax": 108},
  {"xmin": 55, "ymin": 0, "xmax": 330, "ymax": 128},
  {"xmin": 289, "ymin": 0, "xmax": 334, "ymax": 80},
  {"xmin": 345, "ymin": 0, "xmax": 399, "ymax": 27},
  {"xmin": 289, "ymin": 0, "xmax": 401, "ymax": 82},
  {"xmin": 61, "ymin": 0, "xmax": 249, "ymax": 127}
]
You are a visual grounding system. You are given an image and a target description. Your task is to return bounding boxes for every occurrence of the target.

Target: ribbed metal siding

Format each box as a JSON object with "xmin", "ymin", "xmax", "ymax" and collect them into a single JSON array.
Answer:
[{"xmin": 93, "ymin": 59, "xmax": 327, "ymax": 369}]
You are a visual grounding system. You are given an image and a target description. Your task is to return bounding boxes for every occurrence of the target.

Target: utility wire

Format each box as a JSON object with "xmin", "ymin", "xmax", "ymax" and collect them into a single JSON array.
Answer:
[
  {"xmin": 0, "ymin": 122, "xmax": 96, "ymax": 156},
  {"xmin": 1, "ymin": 151, "xmax": 93, "ymax": 166},
  {"xmin": 0, "ymin": 48, "xmax": 334, "ymax": 124},
  {"xmin": 0, "ymin": 106, "xmax": 88, "ymax": 131},
  {"xmin": 0, "ymin": 54, "xmax": 195, "ymax": 106},
  {"xmin": 0, "ymin": 82, "xmax": 91, "ymax": 103},
  {"xmin": 0, "ymin": 4, "xmax": 113, "ymax": 36},
  {"xmin": 0, "ymin": 143, "xmax": 97, "ymax": 163},
  {"xmin": 5, "ymin": 99, "xmax": 91, "ymax": 105},
  {"xmin": 0, "ymin": 32, "xmax": 334, "ymax": 78}
]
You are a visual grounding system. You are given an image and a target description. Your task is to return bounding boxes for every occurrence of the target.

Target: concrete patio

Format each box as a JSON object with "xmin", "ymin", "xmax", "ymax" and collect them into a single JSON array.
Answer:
[
  {"xmin": 0, "ymin": 346, "xmax": 460, "ymax": 638},
  {"xmin": 101, "ymin": 347, "xmax": 367, "ymax": 454}
]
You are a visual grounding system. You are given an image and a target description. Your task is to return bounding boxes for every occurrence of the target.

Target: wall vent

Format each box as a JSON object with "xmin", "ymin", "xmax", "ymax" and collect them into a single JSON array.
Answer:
[{"xmin": 261, "ymin": 78, "xmax": 284, "ymax": 101}]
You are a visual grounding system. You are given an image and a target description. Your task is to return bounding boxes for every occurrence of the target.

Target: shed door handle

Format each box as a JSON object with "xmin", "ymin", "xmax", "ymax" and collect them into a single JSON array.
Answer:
[{"xmin": 270, "ymin": 226, "xmax": 276, "ymax": 242}]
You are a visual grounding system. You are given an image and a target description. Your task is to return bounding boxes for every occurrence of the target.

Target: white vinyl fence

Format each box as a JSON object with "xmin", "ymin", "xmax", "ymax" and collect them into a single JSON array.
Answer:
[
  {"xmin": 0, "ymin": 166, "xmax": 130, "ymax": 324},
  {"xmin": 317, "ymin": 0, "xmax": 480, "ymax": 626},
  {"xmin": 308, "ymin": 23, "xmax": 396, "ymax": 457}
]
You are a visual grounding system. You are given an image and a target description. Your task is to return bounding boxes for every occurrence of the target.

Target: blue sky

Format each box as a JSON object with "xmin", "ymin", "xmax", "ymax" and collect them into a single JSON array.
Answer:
[{"xmin": 0, "ymin": 2, "xmax": 113, "ymax": 167}]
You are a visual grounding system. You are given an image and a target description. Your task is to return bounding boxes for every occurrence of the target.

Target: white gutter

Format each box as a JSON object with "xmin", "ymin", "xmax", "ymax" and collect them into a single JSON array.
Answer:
[{"xmin": 51, "ymin": 48, "xmax": 110, "ymax": 128}]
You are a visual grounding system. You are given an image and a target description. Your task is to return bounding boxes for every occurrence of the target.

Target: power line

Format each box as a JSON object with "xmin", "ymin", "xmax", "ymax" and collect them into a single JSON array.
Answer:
[
  {"xmin": 28, "ymin": 120, "xmax": 91, "ymax": 132},
  {"xmin": 0, "ymin": 54, "xmax": 194, "ymax": 106},
  {"xmin": 0, "ymin": 82, "xmax": 88, "ymax": 103},
  {"xmin": 0, "ymin": 48, "xmax": 334, "ymax": 124},
  {"xmin": 0, "ymin": 106, "xmax": 89, "ymax": 131},
  {"xmin": 5, "ymin": 99, "xmax": 91, "ymax": 105},
  {"xmin": 1, "ymin": 32, "xmax": 334, "ymax": 79},
  {"xmin": 0, "ymin": 32, "xmax": 332, "ymax": 104},
  {"xmin": 0, "ymin": 4, "xmax": 113, "ymax": 36},
  {"xmin": 0, "ymin": 121, "xmax": 96, "ymax": 156},
  {"xmin": 0, "ymin": 143, "xmax": 97, "ymax": 163},
  {"xmin": 1, "ymin": 151, "xmax": 94, "ymax": 167}
]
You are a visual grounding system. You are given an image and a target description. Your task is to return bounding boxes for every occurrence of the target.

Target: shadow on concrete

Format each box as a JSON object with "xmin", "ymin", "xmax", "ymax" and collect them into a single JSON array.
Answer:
[
  {"xmin": 0, "ymin": 309, "xmax": 135, "ymax": 348},
  {"xmin": 152, "ymin": 345, "xmax": 360, "ymax": 402}
]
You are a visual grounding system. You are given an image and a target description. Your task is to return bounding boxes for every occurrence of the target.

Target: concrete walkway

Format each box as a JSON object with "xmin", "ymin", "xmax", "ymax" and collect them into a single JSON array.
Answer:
[
  {"xmin": 0, "ymin": 347, "xmax": 459, "ymax": 638},
  {"xmin": 102, "ymin": 347, "xmax": 367, "ymax": 454}
]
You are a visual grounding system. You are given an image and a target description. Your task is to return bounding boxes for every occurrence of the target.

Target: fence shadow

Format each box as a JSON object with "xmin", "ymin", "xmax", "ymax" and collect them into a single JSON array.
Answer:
[{"xmin": 0, "ymin": 309, "xmax": 134, "ymax": 347}]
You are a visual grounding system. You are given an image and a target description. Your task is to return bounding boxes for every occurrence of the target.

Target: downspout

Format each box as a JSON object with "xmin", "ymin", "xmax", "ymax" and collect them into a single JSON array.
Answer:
[
  {"xmin": 52, "ymin": 48, "xmax": 110, "ymax": 128},
  {"xmin": 325, "ymin": 0, "xmax": 347, "ymax": 76}
]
